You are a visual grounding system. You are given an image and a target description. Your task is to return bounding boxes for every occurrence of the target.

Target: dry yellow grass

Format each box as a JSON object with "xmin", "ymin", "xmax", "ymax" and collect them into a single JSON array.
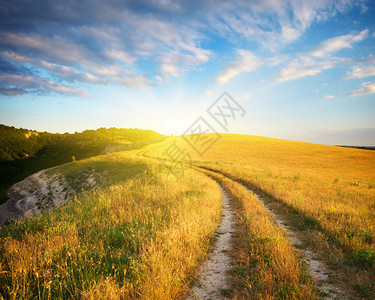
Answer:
[
  {"xmin": 197, "ymin": 167, "xmax": 318, "ymax": 299},
  {"xmin": 2, "ymin": 133, "xmax": 374, "ymax": 298},
  {"xmin": 145, "ymin": 134, "xmax": 375, "ymax": 297},
  {"xmin": 0, "ymin": 153, "xmax": 222, "ymax": 299}
]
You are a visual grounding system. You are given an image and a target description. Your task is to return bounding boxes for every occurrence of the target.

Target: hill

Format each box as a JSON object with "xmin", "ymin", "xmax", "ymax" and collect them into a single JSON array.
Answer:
[
  {"xmin": 0, "ymin": 125, "xmax": 165, "ymax": 203},
  {"xmin": 0, "ymin": 124, "xmax": 165, "ymax": 162}
]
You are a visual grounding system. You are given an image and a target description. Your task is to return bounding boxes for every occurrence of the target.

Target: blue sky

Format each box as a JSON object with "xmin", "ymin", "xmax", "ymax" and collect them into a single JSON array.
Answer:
[{"xmin": 0, "ymin": 0, "xmax": 374, "ymax": 145}]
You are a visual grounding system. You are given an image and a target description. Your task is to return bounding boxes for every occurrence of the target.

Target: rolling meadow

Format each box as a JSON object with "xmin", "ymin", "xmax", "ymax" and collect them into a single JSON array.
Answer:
[
  {"xmin": 145, "ymin": 134, "xmax": 375, "ymax": 298},
  {"xmin": 0, "ymin": 133, "xmax": 374, "ymax": 299}
]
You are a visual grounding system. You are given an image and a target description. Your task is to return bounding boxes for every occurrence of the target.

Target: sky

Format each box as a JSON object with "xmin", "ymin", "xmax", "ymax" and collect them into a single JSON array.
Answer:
[{"xmin": 0, "ymin": 0, "xmax": 374, "ymax": 146}]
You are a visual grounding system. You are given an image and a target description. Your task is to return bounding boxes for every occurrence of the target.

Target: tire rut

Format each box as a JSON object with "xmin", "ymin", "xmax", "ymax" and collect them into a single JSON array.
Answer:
[
  {"xmin": 187, "ymin": 187, "xmax": 235, "ymax": 299},
  {"xmin": 195, "ymin": 166, "xmax": 358, "ymax": 299}
]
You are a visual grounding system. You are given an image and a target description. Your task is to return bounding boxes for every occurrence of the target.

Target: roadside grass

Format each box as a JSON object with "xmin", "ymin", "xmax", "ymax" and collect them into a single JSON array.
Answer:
[
  {"xmin": 0, "ymin": 154, "xmax": 222, "ymax": 299},
  {"xmin": 197, "ymin": 167, "xmax": 318, "ymax": 299},
  {"xmin": 206, "ymin": 165, "xmax": 375, "ymax": 298},
  {"xmin": 145, "ymin": 134, "xmax": 375, "ymax": 297}
]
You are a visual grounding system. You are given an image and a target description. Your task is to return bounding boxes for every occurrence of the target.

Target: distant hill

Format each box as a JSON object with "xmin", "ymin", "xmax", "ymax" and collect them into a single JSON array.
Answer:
[
  {"xmin": 0, "ymin": 125, "xmax": 165, "ymax": 203},
  {"xmin": 0, "ymin": 124, "xmax": 165, "ymax": 162},
  {"xmin": 0, "ymin": 125, "xmax": 46, "ymax": 161},
  {"xmin": 338, "ymin": 145, "xmax": 375, "ymax": 151}
]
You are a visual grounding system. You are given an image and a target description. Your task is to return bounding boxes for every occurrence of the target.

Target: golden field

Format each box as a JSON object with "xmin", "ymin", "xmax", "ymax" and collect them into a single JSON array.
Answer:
[
  {"xmin": 1, "ymin": 133, "xmax": 374, "ymax": 299},
  {"xmin": 145, "ymin": 134, "xmax": 375, "ymax": 297}
]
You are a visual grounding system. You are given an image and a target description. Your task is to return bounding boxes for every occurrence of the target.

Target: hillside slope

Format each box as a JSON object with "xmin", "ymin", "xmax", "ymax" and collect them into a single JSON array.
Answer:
[
  {"xmin": 0, "ymin": 125, "xmax": 165, "ymax": 204},
  {"xmin": 0, "ymin": 149, "xmax": 222, "ymax": 299}
]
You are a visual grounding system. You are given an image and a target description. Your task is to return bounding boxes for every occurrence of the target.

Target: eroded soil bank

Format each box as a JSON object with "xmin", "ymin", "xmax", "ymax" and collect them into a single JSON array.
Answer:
[{"xmin": 0, "ymin": 168, "xmax": 98, "ymax": 226}]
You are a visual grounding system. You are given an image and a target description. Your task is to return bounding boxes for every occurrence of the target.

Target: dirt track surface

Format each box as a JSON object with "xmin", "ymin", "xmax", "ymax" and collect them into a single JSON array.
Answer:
[{"xmin": 187, "ymin": 188, "xmax": 234, "ymax": 299}]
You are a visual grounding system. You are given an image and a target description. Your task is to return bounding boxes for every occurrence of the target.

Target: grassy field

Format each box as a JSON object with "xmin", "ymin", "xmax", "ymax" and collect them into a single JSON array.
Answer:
[
  {"xmin": 0, "ymin": 151, "xmax": 222, "ymax": 299},
  {"xmin": 1, "ymin": 133, "xmax": 374, "ymax": 299},
  {"xmin": 145, "ymin": 134, "xmax": 375, "ymax": 297}
]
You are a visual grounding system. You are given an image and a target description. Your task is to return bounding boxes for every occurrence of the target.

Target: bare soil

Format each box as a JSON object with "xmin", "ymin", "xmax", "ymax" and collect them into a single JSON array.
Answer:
[
  {"xmin": 187, "ymin": 188, "xmax": 235, "ymax": 299},
  {"xmin": 255, "ymin": 193, "xmax": 351, "ymax": 299}
]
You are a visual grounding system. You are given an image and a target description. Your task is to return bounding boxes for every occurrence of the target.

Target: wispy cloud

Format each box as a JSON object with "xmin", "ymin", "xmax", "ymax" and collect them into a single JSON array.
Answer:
[
  {"xmin": 345, "ymin": 66, "xmax": 375, "ymax": 79},
  {"xmin": 310, "ymin": 30, "xmax": 368, "ymax": 58},
  {"xmin": 274, "ymin": 29, "xmax": 369, "ymax": 82},
  {"xmin": 275, "ymin": 61, "xmax": 335, "ymax": 82},
  {"xmin": 0, "ymin": 73, "xmax": 88, "ymax": 97},
  {"xmin": 344, "ymin": 56, "xmax": 375, "ymax": 79},
  {"xmin": 0, "ymin": 1, "xmax": 213, "ymax": 95},
  {"xmin": 324, "ymin": 95, "xmax": 335, "ymax": 100},
  {"xmin": 206, "ymin": 0, "xmax": 360, "ymax": 51},
  {"xmin": 216, "ymin": 50, "xmax": 262, "ymax": 84},
  {"xmin": 349, "ymin": 81, "xmax": 375, "ymax": 96},
  {"xmin": 236, "ymin": 94, "xmax": 251, "ymax": 102},
  {"xmin": 106, "ymin": 50, "xmax": 135, "ymax": 65},
  {"xmin": 0, "ymin": 0, "xmax": 366, "ymax": 96}
]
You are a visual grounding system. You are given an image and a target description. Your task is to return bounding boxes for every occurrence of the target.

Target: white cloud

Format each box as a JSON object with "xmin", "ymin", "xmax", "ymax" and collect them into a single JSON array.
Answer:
[
  {"xmin": 52, "ymin": 85, "xmax": 89, "ymax": 97},
  {"xmin": 158, "ymin": 46, "xmax": 212, "ymax": 79},
  {"xmin": 1, "ymin": 51, "xmax": 102, "ymax": 84},
  {"xmin": 310, "ymin": 29, "xmax": 368, "ymax": 58},
  {"xmin": 216, "ymin": 50, "xmax": 262, "ymax": 84},
  {"xmin": 274, "ymin": 29, "xmax": 369, "ymax": 83},
  {"xmin": 236, "ymin": 94, "xmax": 251, "ymax": 102},
  {"xmin": 0, "ymin": 10, "xmax": 213, "ymax": 93},
  {"xmin": 106, "ymin": 49, "xmax": 135, "ymax": 65},
  {"xmin": 117, "ymin": 73, "xmax": 154, "ymax": 89},
  {"xmin": 207, "ymin": 0, "xmax": 359, "ymax": 51},
  {"xmin": 275, "ymin": 61, "xmax": 335, "ymax": 82},
  {"xmin": 160, "ymin": 63, "xmax": 179, "ymax": 77},
  {"xmin": 349, "ymin": 82, "xmax": 375, "ymax": 96},
  {"xmin": 178, "ymin": 42, "xmax": 211, "ymax": 64},
  {"xmin": 281, "ymin": 26, "xmax": 301, "ymax": 43},
  {"xmin": 345, "ymin": 65, "xmax": 375, "ymax": 79},
  {"xmin": 0, "ymin": 0, "xmax": 366, "ymax": 96},
  {"xmin": 266, "ymin": 55, "xmax": 290, "ymax": 67},
  {"xmin": 324, "ymin": 95, "xmax": 335, "ymax": 99}
]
